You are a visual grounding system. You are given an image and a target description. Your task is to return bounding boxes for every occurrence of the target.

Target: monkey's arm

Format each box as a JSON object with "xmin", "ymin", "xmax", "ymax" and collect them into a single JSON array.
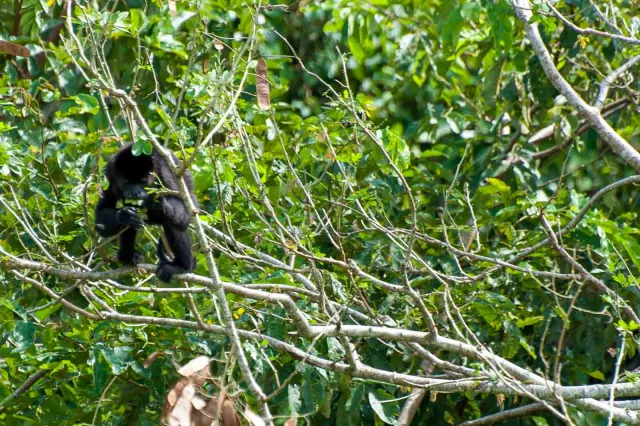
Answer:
[
  {"xmin": 95, "ymin": 186, "xmax": 143, "ymax": 237},
  {"xmin": 95, "ymin": 186, "xmax": 122, "ymax": 237}
]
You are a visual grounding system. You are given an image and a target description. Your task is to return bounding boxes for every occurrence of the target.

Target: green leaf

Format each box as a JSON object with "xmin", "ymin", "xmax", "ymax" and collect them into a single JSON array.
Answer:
[
  {"xmin": 155, "ymin": 34, "xmax": 187, "ymax": 58},
  {"xmin": 618, "ymin": 237, "xmax": 640, "ymax": 275},
  {"xmin": 171, "ymin": 12, "xmax": 196, "ymax": 30},
  {"xmin": 12, "ymin": 321, "xmax": 35, "ymax": 352},
  {"xmin": 487, "ymin": 1, "xmax": 514, "ymax": 52},
  {"xmin": 485, "ymin": 178, "xmax": 511, "ymax": 193},
  {"xmin": 516, "ymin": 316, "xmax": 544, "ymax": 328},
  {"xmin": 482, "ymin": 57, "xmax": 504, "ymax": 110},
  {"xmin": 154, "ymin": 104, "xmax": 172, "ymax": 127},
  {"xmin": 347, "ymin": 36, "xmax": 366, "ymax": 63},
  {"xmin": 379, "ymin": 129, "xmax": 411, "ymax": 171},
  {"xmin": 100, "ymin": 346, "xmax": 134, "ymax": 375},
  {"xmin": 461, "ymin": 2, "xmax": 481, "ymax": 21},
  {"xmin": 92, "ymin": 358, "xmax": 109, "ymax": 394},
  {"xmin": 131, "ymin": 140, "xmax": 153, "ymax": 156},
  {"xmin": 617, "ymin": 319, "xmax": 640, "ymax": 332},
  {"xmin": 441, "ymin": 7, "xmax": 464, "ymax": 55},
  {"xmin": 288, "ymin": 384, "xmax": 302, "ymax": 416},
  {"xmin": 345, "ymin": 383, "xmax": 365, "ymax": 412},
  {"xmin": 368, "ymin": 389, "xmax": 399, "ymax": 425},
  {"xmin": 320, "ymin": 388, "xmax": 333, "ymax": 417},
  {"xmin": 71, "ymin": 94, "xmax": 100, "ymax": 115},
  {"xmin": 129, "ymin": 8, "xmax": 146, "ymax": 33},
  {"xmin": 532, "ymin": 416, "xmax": 550, "ymax": 426},
  {"xmin": 420, "ymin": 149, "xmax": 445, "ymax": 158}
]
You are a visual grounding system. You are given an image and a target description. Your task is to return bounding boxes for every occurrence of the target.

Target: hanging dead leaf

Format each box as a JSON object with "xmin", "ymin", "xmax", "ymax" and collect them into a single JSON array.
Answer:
[
  {"xmin": 166, "ymin": 388, "xmax": 179, "ymax": 407},
  {"xmin": 214, "ymin": 38, "xmax": 224, "ymax": 51},
  {"xmin": 192, "ymin": 397, "xmax": 217, "ymax": 426},
  {"xmin": 244, "ymin": 407, "xmax": 266, "ymax": 426},
  {"xmin": 256, "ymin": 59, "xmax": 271, "ymax": 110},
  {"xmin": 168, "ymin": 0, "xmax": 177, "ymax": 16},
  {"xmin": 168, "ymin": 378, "xmax": 187, "ymax": 406},
  {"xmin": 169, "ymin": 383, "xmax": 196, "ymax": 426},
  {"xmin": 189, "ymin": 394, "xmax": 242, "ymax": 426},
  {"xmin": 162, "ymin": 377, "xmax": 190, "ymax": 422},
  {"xmin": 162, "ymin": 356, "xmax": 243, "ymax": 426},
  {"xmin": 143, "ymin": 351, "xmax": 162, "ymax": 368},
  {"xmin": 191, "ymin": 395, "xmax": 207, "ymax": 410},
  {"xmin": 0, "ymin": 40, "xmax": 30, "ymax": 57},
  {"xmin": 178, "ymin": 355, "xmax": 211, "ymax": 378},
  {"xmin": 222, "ymin": 399, "xmax": 242, "ymax": 426}
]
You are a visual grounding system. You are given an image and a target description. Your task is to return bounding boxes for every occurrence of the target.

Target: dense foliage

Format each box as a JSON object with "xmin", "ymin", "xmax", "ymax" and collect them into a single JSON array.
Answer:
[{"xmin": 1, "ymin": 0, "xmax": 640, "ymax": 424}]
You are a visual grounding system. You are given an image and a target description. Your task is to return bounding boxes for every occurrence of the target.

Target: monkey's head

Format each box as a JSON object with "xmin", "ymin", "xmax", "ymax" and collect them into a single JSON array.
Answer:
[{"xmin": 106, "ymin": 145, "xmax": 155, "ymax": 206}]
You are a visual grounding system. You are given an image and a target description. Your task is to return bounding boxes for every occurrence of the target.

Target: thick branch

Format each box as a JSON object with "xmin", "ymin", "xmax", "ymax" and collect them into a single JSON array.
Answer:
[
  {"xmin": 458, "ymin": 403, "xmax": 548, "ymax": 426},
  {"xmin": 513, "ymin": 0, "xmax": 640, "ymax": 171}
]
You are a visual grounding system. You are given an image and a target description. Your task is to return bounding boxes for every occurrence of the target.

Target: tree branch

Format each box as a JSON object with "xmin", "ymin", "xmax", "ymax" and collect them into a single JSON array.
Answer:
[
  {"xmin": 513, "ymin": 0, "xmax": 640, "ymax": 171},
  {"xmin": 0, "ymin": 369, "xmax": 48, "ymax": 414}
]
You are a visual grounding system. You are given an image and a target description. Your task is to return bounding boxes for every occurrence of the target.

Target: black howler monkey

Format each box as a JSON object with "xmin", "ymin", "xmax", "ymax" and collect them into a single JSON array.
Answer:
[{"xmin": 95, "ymin": 143, "xmax": 196, "ymax": 282}]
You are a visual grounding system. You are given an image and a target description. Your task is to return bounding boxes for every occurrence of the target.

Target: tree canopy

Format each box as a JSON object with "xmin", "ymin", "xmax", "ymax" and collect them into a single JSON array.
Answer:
[{"xmin": 2, "ymin": 0, "xmax": 640, "ymax": 424}]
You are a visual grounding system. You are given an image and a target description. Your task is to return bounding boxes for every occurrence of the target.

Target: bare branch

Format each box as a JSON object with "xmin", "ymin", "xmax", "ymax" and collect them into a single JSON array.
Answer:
[
  {"xmin": 545, "ymin": 1, "xmax": 640, "ymax": 45},
  {"xmin": 458, "ymin": 403, "xmax": 549, "ymax": 426},
  {"xmin": 595, "ymin": 54, "xmax": 640, "ymax": 109},
  {"xmin": 0, "ymin": 369, "xmax": 48, "ymax": 414},
  {"xmin": 514, "ymin": 0, "xmax": 640, "ymax": 171}
]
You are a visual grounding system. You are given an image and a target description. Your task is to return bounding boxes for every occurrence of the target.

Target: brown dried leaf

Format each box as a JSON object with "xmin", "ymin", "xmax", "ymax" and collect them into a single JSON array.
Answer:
[
  {"xmin": 256, "ymin": 59, "xmax": 270, "ymax": 110},
  {"xmin": 244, "ymin": 407, "xmax": 266, "ymax": 426},
  {"xmin": 178, "ymin": 356, "xmax": 211, "ymax": 378},
  {"xmin": 213, "ymin": 39, "xmax": 224, "ymax": 51},
  {"xmin": 191, "ymin": 395, "xmax": 207, "ymax": 410},
  {"xmin": 0, "ymin": 40, "xmax": 30, "ymax": 57},
  {"xmin": 167, "ymin": 388, "xmax": 180, "ymax": 406},
  {"xmin": 222, "ymin": 399, "xmax": 242, "ymax": 426},
  {"xmin": 284, "ymin": 418, "xmax": 298, "ymax": 426},
  {"xmin": 169, "ymin": 383, "xmax": 196, "ymax": 426},
  {"xmin": 192, "ymin": 396, "xmax": 219, "ymax": 426},
  {"xmin": 167, "ymin": 379, "xmax": 188, "ymax": 406},
  {"xmin": 162, "ymin": 377, "xmax": 189, "ymax": 424},
  {"xmin": 168, "ymin": 0, "xmax": 177, "ymax": 16},
  {"xmin": 143, "ymin": 351, "xmax": 161, "ymax": 368},
  {"xmin": 191, "ymin": 395, "xmax": 241, "ymax": 426}
]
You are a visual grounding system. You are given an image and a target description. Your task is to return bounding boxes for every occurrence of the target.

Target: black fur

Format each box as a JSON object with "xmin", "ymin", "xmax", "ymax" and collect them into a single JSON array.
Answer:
[{"xmin": 95, "ymin": 143, "xmax": 196, "ymax": 282}]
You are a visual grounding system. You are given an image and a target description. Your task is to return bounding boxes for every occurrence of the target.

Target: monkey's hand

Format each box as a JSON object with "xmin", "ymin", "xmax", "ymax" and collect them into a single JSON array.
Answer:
[{"xmin": 116, "ymin": 206, "xmax": 144, "ymax": 229}]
